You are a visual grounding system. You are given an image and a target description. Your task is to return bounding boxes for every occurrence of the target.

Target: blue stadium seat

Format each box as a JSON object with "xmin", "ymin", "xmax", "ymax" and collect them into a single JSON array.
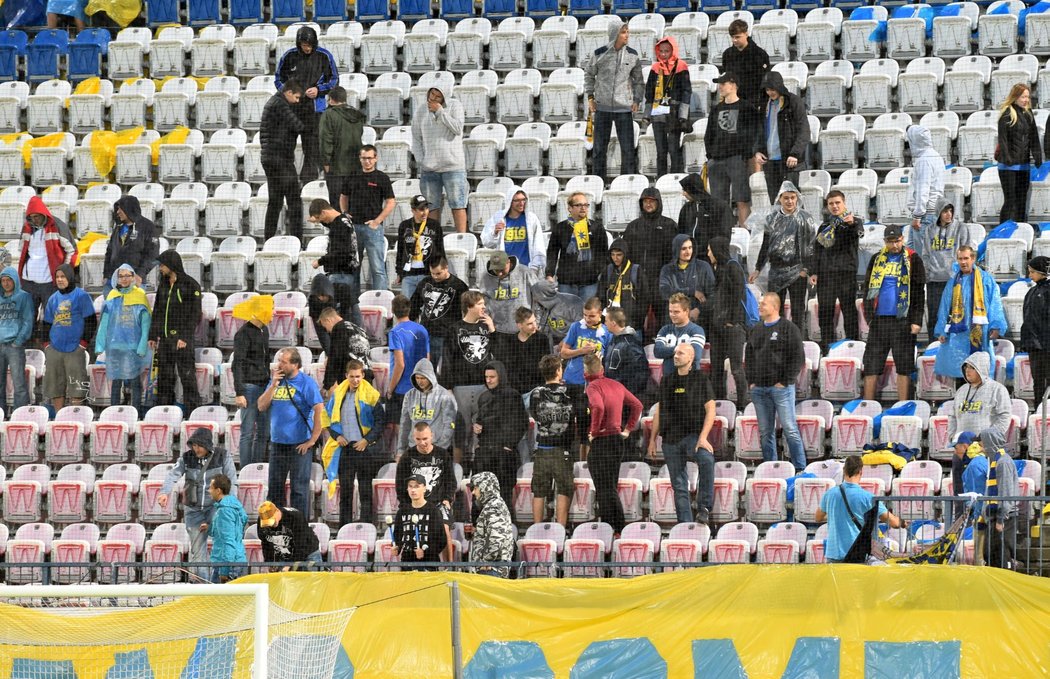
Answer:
[
  {"xmin": 394, "ymin": 0, "xmax": 426, "ymax": 21},
  {"xmin": 784, "ymin": 0, "xmax": 820, "ymax": 10},
  {"xmin": 0, "ymin": 46, "xmax": 17, "ymax": 81},
  {"xmin": 568, "ymin": 0, "xmax": 603, "ymax": 17},
  {"xmin": 271, "ymin": 0, "xmax": 306, "ymax": 23},
  {"xmin": 229, "ymin": 0, "xmax": 264, "ymax": 24},
  {"xmin": 69, "ymin": 30, "xmax": 109, "ymax": 81},
  {"xmin": 483, "ymin": 0, "xmax": 518, "ymax": 18},
  {"xmin": 741, "ymin": 0, "xmax": 779, "ymax": 14},
  {"xmin": 314, "ymin": 0, "xmax": 350, "ymax": 21},
  {"xmin": 33, "ymin": 28, "xmax": 69, "ymax": 54},
  {"xmin": 440, "ymin": 0, "xmax": 476, "ymax": 20},
  {"xmin": 611, "ymin": 0, "xmax": 646, "ymax": 16},
  {"xmin": 829, "ymin": 0, "xmax": 866, "ymax": 10},
  {"xmin": 26, "ymin": 30, "xmax": 67, "ymax": 83},
  {"xmin": 654, "ymin": 0, "xmax": 691, "ymax": 13},
  {"xmin": 188, "ymin": 0, "xmax": 221, "ymax": 26},
  {"xmin": 699, "ymin": 0, "xmax": 736, "ymax": 12},
  {"xmin": 146, "ymin": 0, "xmax": 182, "ymax": 26},
  {"xmin": 75, "ymin": 28, "xmax": 110, "ymax": 55},
  {"xmin": 524, "ymin": 0, "xmax": 560, "ymax": 16},
  {"xmin": 0, "ymin": 30, "xmax": 28, "ymax": 56}
]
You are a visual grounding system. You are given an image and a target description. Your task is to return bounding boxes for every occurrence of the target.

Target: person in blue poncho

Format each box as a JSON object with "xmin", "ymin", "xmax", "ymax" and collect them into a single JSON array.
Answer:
[
  {"xmin": 95, "ymin": 263, "xmax": 152, "ymax": 412},
  {"xmin": 933, "ymin": 246, "xmax": 1006, "ymax": 380}
]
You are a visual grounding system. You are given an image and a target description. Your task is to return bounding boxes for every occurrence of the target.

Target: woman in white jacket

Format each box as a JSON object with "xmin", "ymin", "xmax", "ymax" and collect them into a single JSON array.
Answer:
[{"xmin": 481, "ymin": 186, "xmax": 547, "ymax": 274}]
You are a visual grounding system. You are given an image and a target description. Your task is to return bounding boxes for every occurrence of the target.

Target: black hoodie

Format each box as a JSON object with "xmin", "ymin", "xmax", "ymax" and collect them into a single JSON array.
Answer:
[
  {"xmin": 104, "ymin": 195, "xmax": 159, "ymax": 281},
  {"xmin": 149, "ymin": 250, "xmax": 202, "ymax": 343},
  {"xmin": 475, "ymin": 360, "xmax": 529, "ymax": 452},
  {"xmin": 721, "ymin": 39, "xmax": 770, "ymax": 107},
  {"xmin": 755, "ymin": 71, "xmax": 811, "ymax": 163},
  {"xmin": 678, "ymin": 173, "xmax": 733, "ymax": 263},
  {"xmin": 599, "ymin": 237, "xmax": 647, "ymax": 330},
  {"xmin": 623, "ymin": 187, "xmax": 678, "ymax": 293},
  {"xmin": 545, "ymin": 214, "xmax": 609, "ymax": 287},
  {"xmin": 708, "ymin": 236, "xmax": 747, "ymax": 328},
  {"xmin": 275, "ymin": 26, "xmax": 337, "ymax": 116}
]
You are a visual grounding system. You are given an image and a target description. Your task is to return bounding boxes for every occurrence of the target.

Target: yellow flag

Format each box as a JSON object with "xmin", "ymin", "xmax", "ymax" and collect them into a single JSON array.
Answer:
[
  {"xmin": 151, "ymin": 126, "xmax": 191, "ymax": 165},
  {"xmin": 89, "ymin": 126, "xmax": 143, "ymax": 178},
  {"xmin": 21, "ymin": 133, "xmax": 67, "ymax": 169}
]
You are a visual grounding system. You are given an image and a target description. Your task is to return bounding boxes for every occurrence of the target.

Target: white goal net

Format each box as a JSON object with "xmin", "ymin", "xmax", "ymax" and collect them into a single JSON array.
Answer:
[{"xmin": 0, "ymin": 584, "xmax": 354, "ymax": 679}]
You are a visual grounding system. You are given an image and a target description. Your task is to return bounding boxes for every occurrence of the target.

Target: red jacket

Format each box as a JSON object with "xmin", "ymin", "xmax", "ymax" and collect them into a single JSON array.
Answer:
[
  {"xmin": 585, "ymin": 370, "xmax": 642, "ymax": 439},
  {"xmin": 19, "ymin": 196, "xmax": 75, "ymax": 281}
]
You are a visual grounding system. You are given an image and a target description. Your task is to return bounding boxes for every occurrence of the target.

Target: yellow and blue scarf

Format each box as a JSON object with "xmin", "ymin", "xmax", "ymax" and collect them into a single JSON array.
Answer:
[
  {"xmin": 320, "ymin": 378, "xmax": 381, "ymax": 498},
  {"xmin": 866, "ymin": 247, "xmax": 912, "ymax": 319},
  {"xmin": 948, "ymin": 266, "xmax": 987, "ymax": 352}
]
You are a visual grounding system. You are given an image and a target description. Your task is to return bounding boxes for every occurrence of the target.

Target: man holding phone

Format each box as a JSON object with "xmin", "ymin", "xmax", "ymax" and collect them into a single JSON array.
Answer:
[
  {"xmin": 811, "ymin": 190, "xmax": 864, "ymax": 349},
  {"xmin": 258, "ymin": 347, "xmax": 324, "ymax": 519}
]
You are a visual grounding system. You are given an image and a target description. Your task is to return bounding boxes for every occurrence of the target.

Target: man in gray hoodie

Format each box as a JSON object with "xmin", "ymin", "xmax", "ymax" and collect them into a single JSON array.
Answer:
[
  {"xmin": 412, "ymin": 85, "xmax": 468, "ymax": 233},
  {"xmin": 398, "ymin": 358, "xmax": 458, "ymax": 455},
  {"xmin": 908, "ymin": 198, "xmax": 972, "ymax": 335},
  {"xmin": 479, "ymin": 251, "xmax": 536, "ymax": 334},
  {"xmin": 584, "ymin": 18, "xmax": 644, "ymax": 182},
  {"xmin": 946, "ymin": 351, "xmax": 1012, "ymax": 442},
  {"xmin": 532, "ymin": 279, "xmax": 584, "ymax": 344},
  {"xmin": 906, "ymin": 125, "xmax": 945, "ymax": 238}
]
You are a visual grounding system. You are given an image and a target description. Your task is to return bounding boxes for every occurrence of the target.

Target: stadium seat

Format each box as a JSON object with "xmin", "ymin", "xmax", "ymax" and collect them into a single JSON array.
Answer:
[
  {"xmin": 52, "ymin": 522, "xmax": 100, "ymax": 584},
  {"xmin": 517, "ymin": 522, "xmax": 566, "ymax": 578},
  {"xmin": 612, "ymin": 521, "xmax": 662, "ymax": 577},
  {"xmin": 707, "ymin": 521, "xmax": 759, "ymax": 564},
  {"xmin": 94, "ymin": 463, "xmax": 141, "ymax": 524},
  {"xmin": 48, "ymin": 464, "xmax": 95, "ymax": 524},
  {"xmin": 744, "ymin": 461, "xmax": 793, "ymax": 523},
  {"xmin": 329, "ymin": 523, "xmax": 377, "ymax": 572},
  {"xmin": 6, "ymin": 522, "xmax": 54, "ymax": 583},
  {"xmin": 0, "ymin": 405, "xmax": 46, "ymax": 464},
  {"xmin": 44, "ymin": 405, "xmax": 93, "ymax": 465},
  {"xmin": 660, "ymin": 522, "xmax": 710, "ymax": 567},
  {"xmin": 563, "ymin": 521, "xmax": 613, "ymax": 577},
  {"xmin": 757, "ymin": 522, "xmax": 807, "ymax": 563}
]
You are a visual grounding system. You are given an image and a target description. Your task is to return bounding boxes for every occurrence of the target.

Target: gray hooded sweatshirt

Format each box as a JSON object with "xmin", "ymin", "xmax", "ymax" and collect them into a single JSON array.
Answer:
[
  {"xmin": 906, "ymin": 125, "xmax": 945, "ymax": 219},
  {"xmin": 479, "ymin": 256, "xmax": 536, "ymax": 334},
  {"xmin": 909, "ymin": 197, "xmax": 971, "ymax": 283},
  {"xmin": 947, "ymin": 352, "xmax": 1012, "ymax": 441},
  {"xmin": 584, "ymin": 18, "xmax": 644, "ymax": 113},
  {"xmin": 978, "ymin": 428, "xmax": 1019, "ymax": 520},
  {"xmin": 411, "ymin": 85, "xmax": 466, "ymax": 173},
  {"xmin": 398, "ymin": 358, "xmax": 458, "ymax": 452},
  {"xmin": 531, "ymin": 278, "xmax": 584, "ymax": 343}
]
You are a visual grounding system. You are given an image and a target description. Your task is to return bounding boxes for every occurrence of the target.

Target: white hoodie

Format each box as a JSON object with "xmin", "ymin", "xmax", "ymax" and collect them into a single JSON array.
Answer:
[
  {"xmin": 906, "ymin": 125, "xmax": 945, "ymax": 219},
  {"xmin": 481, "ymin": 186, "xmax": 547, "ymax": 272},
  {"xmin": 411, "ymin": 85, "xmax": 466, "ymax": 173}
]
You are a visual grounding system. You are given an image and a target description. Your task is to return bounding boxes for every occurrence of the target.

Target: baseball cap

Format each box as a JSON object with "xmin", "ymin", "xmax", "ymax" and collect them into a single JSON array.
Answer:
[
  {"xmin": 258, "ymin": 501, "xmax": 279, "ymax": 527},
  {"xmin": 951, "ymin": 431, "xmax": 978, "ymax": 447},
  {"xmin": 406, "ymin": 474, "xmax": 426, "ymax": 486},
  {"xmin": 883, "ymin": 224, "xmax": 904, "ymax": 241},
  {"xmin": 410, "ymin": 194, "xmax": 429, "ymax": 210},
  {"xmin": 713, "ymin": 72, "xmax": 738, "ymax": 85},
  {"xmin": 487, "ymin": 250, "xmax": 509, "ymax": 275}
]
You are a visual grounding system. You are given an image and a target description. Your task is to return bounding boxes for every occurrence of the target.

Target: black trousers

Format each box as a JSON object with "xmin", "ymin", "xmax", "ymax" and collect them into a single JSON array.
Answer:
[
  {"xmin": 926, "ymin": 281, "xmax": 947, "ymax": 338},
  {"xmin": 475, "ymin": 446, "xmax": 516, "ymax": 508},
  {"xmin": 156, "ymin": 337, "xmax": 199, "ymax": 410},
  {"xmin": 762, "ymin": 159, "xmax": 800, "ymax": 205},
  {"xmin": 297, "ymin": 108, "xmax": 322, "ymax": 185},
  {"xmin": 774, "ymin": 275, "xmax": 809, "ymax": 339},
  {"xmin": 264, "ymin": 164, "xmax": 303, "ymax": 241},
  {"xmin": 816, "ymin": 270, "xmax": 858, "ymax": 346},
  {"xmin": 984, "ymin": 515, "xmax": 1018, "ymax": 570},
  {"xmin": 1030, "ymin": 349, "xmax": 1050, "ymax": 409},
  {"xmin": 999, "ymin": 169, "xmax": 1030, "ymax": 223},
  {"xmin": 326, "ymin": 173, "xmax": 347, "ymax": 210},
  {"xmin": 338, "ymin": 443, "xmax": 387, "ymax": 525},
  {"xmin": 652, "ymin": 119, "xmax": 684, "ymax": 177},
  {"xmin": 709, "ymin": 324, "xmax": 748, "ymax": 405},
  {"xmin": 589, "ymin": 435, "xmax": 625, "ymax": 533}
]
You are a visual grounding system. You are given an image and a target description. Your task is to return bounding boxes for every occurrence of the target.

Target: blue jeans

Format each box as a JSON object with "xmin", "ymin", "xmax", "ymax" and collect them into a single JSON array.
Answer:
[
  {"xmin": 268, "ymin": 442, "xmax": 314, "ymax": 519},
  {"xmin": 0, "ymin": 343, "xmax": 27, "ymax": 416},
  {"xmin": 750, "ymin": 385, "xmax": 806, "ymax": 471},
  {"xmin": 592, "ymin": 110, "xmax": 637, "ymax": 181},
  {"xmin": 111, "ymin": 378, "xmax": 142, "ymax": 414},
  {"xmin": 662, "ymin": 434, "xmax": 715, "ymax": 522},
  {"xmin": 211, "ymin": 565, "xmax": 245, "ymax": 583},
  {"xmin": 354, "ymin": 224, "xmax": 389, "ymax": 291},
  {"xmin": 429, "ymin": 336, "xmax": 444, "ymax": 373},
  {"xmin": 558, "ymin": 283, "xmax": 598, "ymax": 301},
  {"xmin": 185, "ymin": 506, "xmax": 214, "ymax": 579},
  {"xmin": 419, "ymin": 170, "xmax": 469, "ymax": 211},
  {"xmin": 328, "ymin": 272, "xmax": 363, "ymax": 327},
  {"xmin": 400, "ymin": 273, "xmax": 425, "ymax": 301},
  {"xmin": 238, "ymin": 383, "xmax": 270, "ymax": 467}
]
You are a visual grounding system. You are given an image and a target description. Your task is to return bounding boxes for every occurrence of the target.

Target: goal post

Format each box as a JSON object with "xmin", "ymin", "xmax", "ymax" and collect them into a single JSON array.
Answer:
[{"xmin": 0, "ymin": 583, "xmax": 354, "ymax": 679}]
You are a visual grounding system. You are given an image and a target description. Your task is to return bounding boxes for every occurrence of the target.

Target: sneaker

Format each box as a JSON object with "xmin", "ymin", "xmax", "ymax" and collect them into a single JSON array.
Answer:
[{"xmin": 696, "ymin": 507, "xmax": 710, "ymax": 525}]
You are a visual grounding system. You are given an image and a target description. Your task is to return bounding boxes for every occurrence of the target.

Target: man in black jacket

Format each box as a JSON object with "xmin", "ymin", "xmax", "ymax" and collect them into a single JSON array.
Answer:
[
  {"xmin": 623, "ymin": 188, "xmax": 678, "ymax": 332},
  {"xmin": 257, "ymin": 501, "xmax": 322, "ymax": 570},
  {"xmin": 708, "ymin": 236, "xmax": 749, "ymax": 405},
  {"xmin": 546, "ymin": 192, "xmax": 608, "ymax": 301},
  {"xmin": 275, "ymin": 26, "xmax": 339, "ymax": 185},
  {"xmin": 410, "ymin": 256, "xmax": 468, "ymax": 366},
  {"xmin": 754, "ymin": 71, "xmax": 810, "ymax": 205},
  {"xmin": 811, "ymin": 190, "xmax": 863, "ymax": 348},
  {"xmin": 678, "ymin": 173, "xmax": 733, "ymax": 266},
  {"xmin": 232, "ymin": 295, "xmax": 272, "ymax": 467},
  {"xmin": 599, "ymin": 238, "xmax": 647, "ymax": 333},
  {"xmin": 317, "ymin": 306, "xmax": 371, "ymax": 397},
  {"xmin": 473, "ymin": 360, "xmax": 528, "ymax": 507},
  {"xmin": 308, "ymin": 198, "xmax": 361, "ymax": 326},
  {"xmin": 705, "ymin": 73, "xmax": 761, "ymax": 227},
  {"xmin": 104, "ymin": 195, "xmax": 159, "ymax": 292},
  {"xmin": 861, "ymin": 225, "xmax": 926, "ymax": 401},
  {"xmin": 261, "ymin": 80, "xmax": 305, "ymax": 240},
  {"xmin": 746, "ymin": 292, "xmax": 806, "ymax": 471},
  {"xmin": 1022, "ymin": 256, "xmax": 1050, "ymax": 405},
  {"xmin": 148, "ymin": 250, "xmax": 202, "ymax": 411},
  {"xmin": 722, "ymin": 19, "xmax": 770, "ymax": 109}
]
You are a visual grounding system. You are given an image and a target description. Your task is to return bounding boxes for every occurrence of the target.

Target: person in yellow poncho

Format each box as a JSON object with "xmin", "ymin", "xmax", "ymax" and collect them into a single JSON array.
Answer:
[{"xmin": 95, "ymin": 263, "xmax": 151, "ymax": 413}]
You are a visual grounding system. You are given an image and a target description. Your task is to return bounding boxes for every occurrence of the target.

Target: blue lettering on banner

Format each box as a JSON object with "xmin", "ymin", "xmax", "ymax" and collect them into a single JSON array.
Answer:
[{"xmin": 570, "ymin": 639, "xmax": 667, "ymax": 679}]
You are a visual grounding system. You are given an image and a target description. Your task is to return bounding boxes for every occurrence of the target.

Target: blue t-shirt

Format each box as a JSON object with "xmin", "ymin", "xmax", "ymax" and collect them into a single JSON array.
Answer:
[
  {"xmin": 269, "ymin": 371, "xmax": 324, "ymax": 445},
  {"xmin": 876, "ymin": 253, "xmax": 903, "ymax": 316},
  {"xmin": 562, "ymin": 320, "xmax": 610, "ymax": 385},
  {"xmin": 502, "ymin": 213, "xmax": 530, "ymax": 267},
  {"xmin": 819, "ymin": 482, "xmax": 887, "ymax": 561},
  {"xmin": 44, "ymin": 287, "xmax": 95, "ymax": 353},
  {"xmin": 388, "ymin": 320, "xmax": 430, "ymax": 395}
]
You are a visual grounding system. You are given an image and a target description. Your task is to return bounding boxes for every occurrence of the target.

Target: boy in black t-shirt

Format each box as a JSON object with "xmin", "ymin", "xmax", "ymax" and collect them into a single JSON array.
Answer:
[{"xmin": 392, "ymin": 475, "xmax": 448, "ymax": 569}]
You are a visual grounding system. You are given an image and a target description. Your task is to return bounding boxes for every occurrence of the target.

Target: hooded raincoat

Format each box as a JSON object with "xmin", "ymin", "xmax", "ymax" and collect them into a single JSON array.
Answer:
[
  {"xmin": 96, "ymin": 264, "xmax": 152, "ymax": 380},
  {"xmin": 598, "ymin": 237, "xmax": 647, "ymax": 330},
  {"xmin": 644, "ymin": 36, "xmax": 691, "ymax": 123},
  {"xmin": 19, "ymin": 196, "xmax": 75, "ymax": 282},
  {"xmin": 318, "ymin": 102, "xmax": 367, "ymax": 177},
  {"xmin": 623, "ymin": 187, "xmax": 679, "ymax": 294},
  {"xmin": 906, "ymin": 125, "xmax": 946, "ymax": 220},
  {"xmin": 104, "ymin": 195, "xmax": 158, "ymax": 282},
  {"xmin": 933, "ymin": 263, "xmax": 1007, "ymax": 379},
  {"xmin": 755, "ymin": 71, "xmax": 810, "ymax": 163},
  {"xmin": 149, "ymin": 250, "xmax": 202, "ymax": 344},
  {"xmin": 755, "ymin": 181, "xmax": 817, "ymax": 292},
  {"xmin": 468, "ymin": 471, "xmax": 515, "ymax": 577},
  {"xmin": 678, "ymin": 172, "xmax": 733, "ymax": 261},
  {"xmin": 275, "ymin": 26, "xmax": 338, "ymax": 114}
]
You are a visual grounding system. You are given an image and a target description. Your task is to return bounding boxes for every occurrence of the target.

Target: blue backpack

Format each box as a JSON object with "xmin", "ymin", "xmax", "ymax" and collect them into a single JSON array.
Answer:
[{"xmin": 732, "ymin": 259, "xmax": 760, "ymax": 328}]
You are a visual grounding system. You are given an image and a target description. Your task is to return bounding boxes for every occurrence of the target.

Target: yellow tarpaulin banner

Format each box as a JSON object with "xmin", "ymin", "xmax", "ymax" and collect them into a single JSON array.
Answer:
[
  {"xmin": 151, "ymin": 126, "xmax": 190, "ymax": 166},
  {"xmin": 20, "ymin": 133, "xmax": 66, "ymax": 169},
  {"xmin": 84, "ymin": 0, "xmax": 142, "ymax": 28},
  {"xmin": 238, "ymin": 566, "xmax": 1050, "ymax": 678},
  {"xmin": 89, "ymin": 126, "xmax": 143, "ymax": 178}
]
